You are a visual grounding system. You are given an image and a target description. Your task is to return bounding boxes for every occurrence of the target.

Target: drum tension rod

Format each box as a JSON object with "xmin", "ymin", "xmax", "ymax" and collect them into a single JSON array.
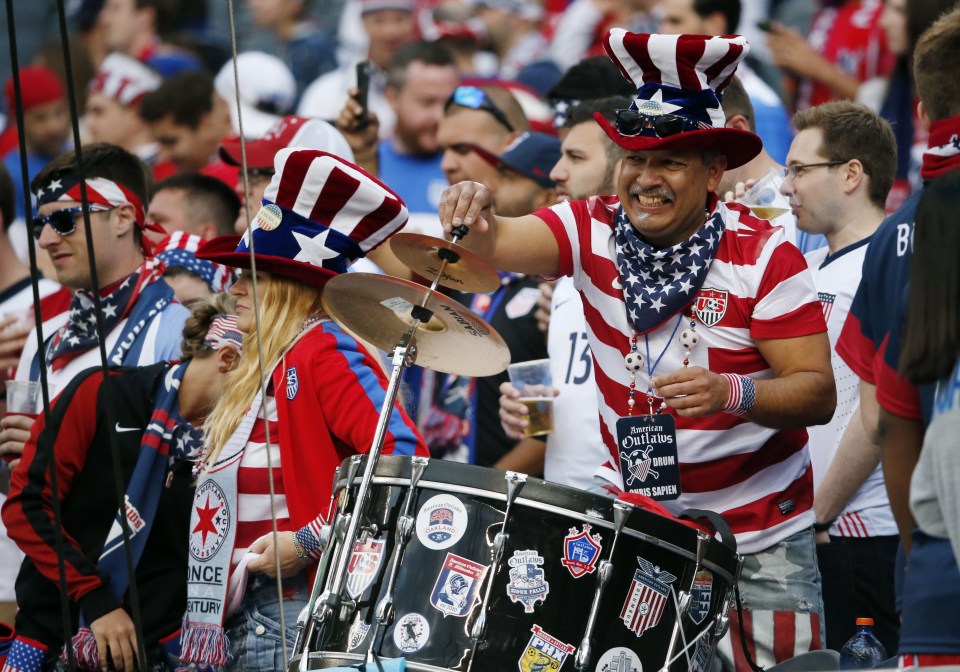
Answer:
[
  {"xmin": 366, "ymin": 456, "xmax": 430, "ymax": 664},
  {"xmin": 574, "ymin": 501, "xmax": 633, "ymax": 670}
]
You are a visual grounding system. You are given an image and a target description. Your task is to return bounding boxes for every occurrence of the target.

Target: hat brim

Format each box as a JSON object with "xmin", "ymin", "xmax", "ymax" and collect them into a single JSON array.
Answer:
[
  {"xmin": 219, "ymin": 136, "xmax": 277, "ymax": 170},
  {"xmin": 594, "ymin": 113, "xmax": 762, "ymax": 170},
  {"xmin": 196, "ymin": 235, "xmax": 337, "ymax": 287}
]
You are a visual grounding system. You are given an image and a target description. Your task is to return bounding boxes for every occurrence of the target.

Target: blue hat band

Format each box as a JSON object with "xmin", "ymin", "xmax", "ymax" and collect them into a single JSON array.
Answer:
[{"xmin": 632, "ymin": 83, "xmax": 722, "ymax": 128}]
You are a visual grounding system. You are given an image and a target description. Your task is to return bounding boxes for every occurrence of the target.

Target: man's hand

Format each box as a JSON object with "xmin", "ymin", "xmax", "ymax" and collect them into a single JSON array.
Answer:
[
  {"xmin": 336, "ymin": 87, "xmax": 380, "ymax": 171},
  {"xmin": 246, "ymin": 531, "xmax": 306, "ymax": 578},
  {"xmin": 766, "ymin": 23, "xmax": 828, "ymax": 79},
  {"xmin": 499, "ymin": 382, "xmax": 530, "ymax": 440},
  {"xmin": 438, "ymin": 181, "xmax": 495, "ymax": 236},
  {"xmin": 722, "ymin": 178, "xmax": 758, "ymax": 203},
  {"xmin": 534, "ymin": 282, "xmax": 554, "ymax": 334},
  {"xmin": 90, "ymin": 608, "xmax": 138, "ymax": 672},
  {"xmin": 651, "ymin": 366, "xmax": 729, "ymax": 417},
  {"xmin": 0, "ymin": 414, "xmax": 35, "ymax": 471}
]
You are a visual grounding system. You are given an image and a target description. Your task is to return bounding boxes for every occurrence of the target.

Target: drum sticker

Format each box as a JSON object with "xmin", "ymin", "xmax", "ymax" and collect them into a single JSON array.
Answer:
[
  {"xmin": 347, "ymin": 615, "xmax": 371, "ymax": 651},
  {"xmin": 393, "ymin": 612, "xmax": 430, "ymax": 654},
  {"xmin": 596, "ymin": 647, "xmax": 642, "ymax": 672},
  {"xmin": 562, "ymin": 524, "xmax": 603, "ymax": 579},
  {"xmin": 620, "ymin": 556, "xmax": 677, "ymax": 637},
  {"xmin": 507, "ymin": 549, "xmax": 550, "ymax": 613},
  {"xmin": 688, "ymin": 570, "xmax": 713, "ymax": 626},
  {"xmin": 346, "ymin": 537, "xmax": 385, "ymax": 599},
  {"xmin": 416, "ymin": 494, "xmax": 468, "ymax": 549},
  {"xmin": 430, "ymin": 552, "xmax": 487, "ymax": 618},
  {"xmin": 616, "ymin": 414, "xmax": 681, "ymax": 501},
  {"xmin": 694, "ymin": 288, "xmax": 728, "ymax": 328},
  {"xmin": 690, "ymin": 635, "xmax": 711, "ymax": 672},
  {"xmin": 518, "ymin": 624, "xmax": 574, "ymax": 672}
]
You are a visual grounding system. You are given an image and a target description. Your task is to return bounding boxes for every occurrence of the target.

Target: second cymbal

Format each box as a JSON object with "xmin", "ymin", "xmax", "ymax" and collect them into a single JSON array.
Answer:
[{"xmin": 389, "ymin": 233, "xmax": 501, "ymax": 293}]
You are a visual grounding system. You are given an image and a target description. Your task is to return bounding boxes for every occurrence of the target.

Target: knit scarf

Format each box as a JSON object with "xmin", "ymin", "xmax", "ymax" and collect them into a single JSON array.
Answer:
[
  {"xmin": 44, "ymin": 259, "xmax": 171, "ymax": 372},
  {"xmin": 920, "ymin": 115, "xmax": 960, "ymax": 179},
  {"xmin": 613, "ymin": 206, "xmax": 721, "ymax": 335},
  {"xmin": 68, "ymin": 362, "xmax": 203, "ymax": 670}
]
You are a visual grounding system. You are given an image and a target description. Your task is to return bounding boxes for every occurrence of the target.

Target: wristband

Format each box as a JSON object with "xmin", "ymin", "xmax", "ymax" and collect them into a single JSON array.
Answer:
[
  {"xmin": 295, "ymin": 524, "xmax": 324, "ymax": 561},
  {"xmin": 813, "ymin": 519, "xmax": 835, "ymax": 534},
  {"xmin": 721, "ymin": 373, "xmax": 756, "ymax": 416}
]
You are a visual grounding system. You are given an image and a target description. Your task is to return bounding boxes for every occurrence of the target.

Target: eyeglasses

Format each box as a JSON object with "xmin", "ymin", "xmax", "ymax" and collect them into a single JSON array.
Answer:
[
  {"xmin": 31, "ymin": 204, "xmax": 113, "ymax": 240},
  {"xmin": 446, "ymin": 86, "xmax": 515, "ymax": 133},
  {"xmin": 781, "ymin": 160, "xmax": 847, "ymax": 181},
  {"xmin": 614, "ymin": 108, "xmax": 710, "ymax": 138}
]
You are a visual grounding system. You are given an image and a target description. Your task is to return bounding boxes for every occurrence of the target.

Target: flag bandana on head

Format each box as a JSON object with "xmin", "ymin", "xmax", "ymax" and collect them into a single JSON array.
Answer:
[
  {"xmin": 33, "ymin": 174, "xmax": 166, "ymax": 255},
  {"xmin": 204, "ymin": 314, "xmax": 243, "ymax": 353},
  {"xmin": 613, "ymin": 206, "xmax": 722, "ymax": 335},
  {"xmin": 156, "ymin": 232, "xmax": 233, "ymax": 292}
]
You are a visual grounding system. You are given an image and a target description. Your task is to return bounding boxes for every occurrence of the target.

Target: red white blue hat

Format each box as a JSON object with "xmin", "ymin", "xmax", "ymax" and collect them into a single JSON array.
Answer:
[
  {"xmin": 197, "ymin": 148, "xmax": 409, "ymax": 287},
  {"xmin": 596, "ymin": 30, "xmax": 762, "ymax": 169}
]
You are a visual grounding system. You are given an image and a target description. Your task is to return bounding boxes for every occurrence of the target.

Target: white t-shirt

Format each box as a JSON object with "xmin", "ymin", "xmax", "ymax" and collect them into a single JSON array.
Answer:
[
  {"xmin": 805, "ymin": 242, "xmax": 897, "ymax": 537},
  {"xmin": 544, "ymin": 277, "xmax": 606, "ymax": 491}
]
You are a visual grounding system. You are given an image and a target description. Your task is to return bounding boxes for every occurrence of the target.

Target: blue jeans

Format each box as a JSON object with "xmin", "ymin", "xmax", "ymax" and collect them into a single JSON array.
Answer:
[{"xmin": 223, "ymin": 573, "xmax": 310, "ymax": 672}]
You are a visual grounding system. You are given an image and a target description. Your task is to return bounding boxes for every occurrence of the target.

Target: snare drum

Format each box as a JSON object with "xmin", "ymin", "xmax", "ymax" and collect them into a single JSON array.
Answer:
[{"xmin": 296, "ymin": 456, "xmax": 740, "ymax": 672}]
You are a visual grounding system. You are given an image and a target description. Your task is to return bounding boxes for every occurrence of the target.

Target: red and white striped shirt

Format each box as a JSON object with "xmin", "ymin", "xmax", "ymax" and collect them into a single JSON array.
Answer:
[
  {"xmin": 536, "ymin": 196, "xmax": 827, "ymax": 554},
  {"xmin": 233, "ymin": 391, "xmax": 291, "ymax": 567}
]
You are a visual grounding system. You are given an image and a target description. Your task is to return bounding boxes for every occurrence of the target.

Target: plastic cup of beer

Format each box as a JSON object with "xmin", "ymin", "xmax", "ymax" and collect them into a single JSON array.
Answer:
[
  {"xmin": 740, "ymin": 167, "xmax": 790, "ymax": 220},
  {"xmin": 507, "ymin": 359, "xmax": 554, "ymax": 437},
  {"xmin": 3, "ymin": 380, "xmax": 43, "ymax": 464}
]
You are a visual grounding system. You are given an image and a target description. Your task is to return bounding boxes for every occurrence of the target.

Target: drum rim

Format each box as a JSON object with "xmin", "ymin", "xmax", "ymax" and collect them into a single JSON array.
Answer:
[{"xmin": 295, "ymin": 650, "xmax": 458, "ymax": 672}]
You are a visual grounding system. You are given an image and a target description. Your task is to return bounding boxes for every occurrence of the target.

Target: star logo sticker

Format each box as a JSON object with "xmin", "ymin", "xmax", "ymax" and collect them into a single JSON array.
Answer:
[{"xmin": 293, "ymin": 229, "xmax": 341, "ymax": 265}]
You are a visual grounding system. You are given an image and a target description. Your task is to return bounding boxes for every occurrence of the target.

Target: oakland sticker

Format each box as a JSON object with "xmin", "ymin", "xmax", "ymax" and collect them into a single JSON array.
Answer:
[{"xmin": 416, "ymin": 494, "xmax": 468, "ymax": 550}]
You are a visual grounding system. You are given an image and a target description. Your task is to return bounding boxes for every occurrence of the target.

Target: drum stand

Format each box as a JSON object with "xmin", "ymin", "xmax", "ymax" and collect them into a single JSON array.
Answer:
[{"xmin": 293, "ymin": 227, "xmax": 474, "ymax": 672}]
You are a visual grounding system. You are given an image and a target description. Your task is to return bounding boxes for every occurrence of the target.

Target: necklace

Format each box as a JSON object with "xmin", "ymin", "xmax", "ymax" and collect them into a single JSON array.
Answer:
[{"xmin": 623, "ymin": 309, "xmax": 701, "ymax": 416}]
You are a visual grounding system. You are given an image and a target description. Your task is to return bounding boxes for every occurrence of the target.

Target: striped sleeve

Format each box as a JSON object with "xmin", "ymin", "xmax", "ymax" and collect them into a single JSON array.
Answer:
[
  {"xmin": 751, "ymin": 239, "xmax": 826, "ymax": 339},
  {"xmin": 314, "ymin": 324, "xmax": 427, "ymax": 458},
  {"xmin": 0, "ymin": 370, "xmax": 119, "ymax": 613}
]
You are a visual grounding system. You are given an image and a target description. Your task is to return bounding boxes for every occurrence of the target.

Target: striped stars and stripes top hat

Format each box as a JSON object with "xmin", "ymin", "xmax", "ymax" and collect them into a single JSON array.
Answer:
[
  {"xmin": 197, "ymin": 148, "xmax": 408, "ymax": 287},
  {"xmin": 596, "ymin": 30, "xmax": 763, "ymax": 169}
]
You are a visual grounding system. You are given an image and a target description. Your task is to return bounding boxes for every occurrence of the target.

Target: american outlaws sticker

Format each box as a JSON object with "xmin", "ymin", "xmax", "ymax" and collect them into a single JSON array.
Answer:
[
  {"xmin": 430, "ymin": 553, "xmax": 487, "ymax": 617},
  {"xmin": 620, "ymin": 557, "xmax": 676, "ymax": 637}
]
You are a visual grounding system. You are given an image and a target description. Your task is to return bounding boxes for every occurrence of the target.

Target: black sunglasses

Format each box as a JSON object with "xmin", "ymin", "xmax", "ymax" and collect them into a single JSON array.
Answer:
[
  {"xmin": 614, "ymin": 108, "xmax": 709, "ymax": 138},
  {"xmin": 31, "ymin": 204, "xmax": 113, "ymax": 240},
  {"xmin": 446, "ymin": 86, "xmax": 515, "ymax": 133}
]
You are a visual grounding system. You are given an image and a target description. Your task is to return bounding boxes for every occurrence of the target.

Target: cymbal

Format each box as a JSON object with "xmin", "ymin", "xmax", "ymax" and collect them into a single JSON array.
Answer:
[
  {"xmin": 389, "ymin": 233, "xmax": 501, "ymax": 293},
  {"xmin": 321, "ymin": 273, "xmax": 510, "ymax": 377}
]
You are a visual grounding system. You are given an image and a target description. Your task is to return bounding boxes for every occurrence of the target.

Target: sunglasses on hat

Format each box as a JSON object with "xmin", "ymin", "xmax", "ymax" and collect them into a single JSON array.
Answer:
[
  {"xmin": 446, "ymin": 86, "xmax": 515, "ymax": 133},
  {"xmin": 31, "ymin": 204, "xmax": 114, "ymax": 240},
  {"xmin": 614, "ymin": 108, "xmax": 710, "ymax": 139}
]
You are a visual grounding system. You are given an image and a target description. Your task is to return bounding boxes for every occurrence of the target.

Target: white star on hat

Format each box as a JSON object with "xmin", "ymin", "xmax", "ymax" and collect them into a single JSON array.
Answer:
[{"xmin": 293, "ymin": 229, "xmax": 340, "ymax": 265}]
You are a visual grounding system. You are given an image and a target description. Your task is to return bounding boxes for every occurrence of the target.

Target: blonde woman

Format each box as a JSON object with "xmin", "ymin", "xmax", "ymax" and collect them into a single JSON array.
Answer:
[
  {"xmin": 1, "ymin": 296, "xmax": 242, "ymax": 672},
  {"xmin": 183, "ymin": 148, "xmax": 428, "ymax": 671}
]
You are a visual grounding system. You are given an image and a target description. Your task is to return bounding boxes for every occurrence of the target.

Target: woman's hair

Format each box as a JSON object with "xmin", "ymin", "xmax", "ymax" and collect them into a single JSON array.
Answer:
[
  {"xmin": 180, "ymin": 293, "xmax": 238, "ymax": 359},
  {"xmin": 204, "ymin": 273, "xmax": 323, "ymax": 464},
  {"xmin": 899, "ymin": 173, "xmax": 960, "ymax": 384}
]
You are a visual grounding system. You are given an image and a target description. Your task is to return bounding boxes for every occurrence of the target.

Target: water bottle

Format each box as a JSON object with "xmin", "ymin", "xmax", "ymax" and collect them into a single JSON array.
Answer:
[{"xmin": 839, "ymin": 617, "xmax": 887, "ymax": 669}]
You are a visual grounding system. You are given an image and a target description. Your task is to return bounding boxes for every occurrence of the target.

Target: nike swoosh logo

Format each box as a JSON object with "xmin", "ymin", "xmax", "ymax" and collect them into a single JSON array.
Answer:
[
  {"xmin": 115, "ymin": 424, "xmax": 141, "ymax": 433},
  {"xmin": 554, "ymin": 298, "xmax": 573, "ymax": 310}
]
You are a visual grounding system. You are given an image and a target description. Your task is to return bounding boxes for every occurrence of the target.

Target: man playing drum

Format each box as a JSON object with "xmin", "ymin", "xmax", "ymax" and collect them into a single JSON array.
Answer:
[{"xmin": 439, "ymin": 31, "xmax": 836, "ymax": 670}]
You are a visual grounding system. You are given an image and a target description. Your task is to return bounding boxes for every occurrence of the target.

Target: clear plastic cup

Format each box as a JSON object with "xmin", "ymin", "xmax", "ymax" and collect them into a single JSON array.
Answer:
[
  {"xmin": 507, "ymin": 359, "xmax": 554, "ymax": 437},
  {"xmin": 740, "ymin": 167, "xmax": 790, "ymax": 220}
]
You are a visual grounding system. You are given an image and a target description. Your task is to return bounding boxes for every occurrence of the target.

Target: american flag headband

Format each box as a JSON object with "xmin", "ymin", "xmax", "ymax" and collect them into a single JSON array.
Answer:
[
  {"xmin": 204, "ymin": 313, "xmax": 243, "ymax": 354},
  {"xmin": 34, "ymin": 174, "xmax": 166, "ymax": 254}
]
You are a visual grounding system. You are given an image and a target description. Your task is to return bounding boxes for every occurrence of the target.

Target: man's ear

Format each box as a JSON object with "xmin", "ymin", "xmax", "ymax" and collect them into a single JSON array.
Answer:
[
  {"xmin": 113, "ymin": 203, "xmax": 138, "ymax": 238},
  {"xmin": 218, "ymin": 345, "xmax": 240, "ymax": 373},
  {"xmin": 724, "ymin": 114, "xmax": 751, "ymax": 133}
]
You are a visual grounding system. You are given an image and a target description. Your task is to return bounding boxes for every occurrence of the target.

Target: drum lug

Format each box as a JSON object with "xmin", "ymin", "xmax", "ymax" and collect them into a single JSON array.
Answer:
[
  {"xmin": 338, "ymin": 598, "xmax": 357, "ymax": 622},
  {"xmin": 469, "ymin": 611, "xmax": 487, "ymax": 641},
  {"xmin": 677, "ymin": 590, "xmax": 691, "ymax": 616},
  {"xmin": 715, "ymin": 612, "xmax": 730, "ymax": 638},
  {"xmin": 574, "ymin": 639, "xmax": 592, "ymax": 670}
]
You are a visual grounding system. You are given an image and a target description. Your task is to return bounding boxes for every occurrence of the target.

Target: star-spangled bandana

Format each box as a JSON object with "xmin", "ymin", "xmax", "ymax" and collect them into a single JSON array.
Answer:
[
  {"xmin": 613, "ymin": 206, "xmax": 722, "ymax": 335},
  {"xmin": 920, "ymin": 115, "xmax": 960, "ymax": 179},
  {"xmin": 46, "ymin": 258, "xmax": 166, "ymax": 371}
]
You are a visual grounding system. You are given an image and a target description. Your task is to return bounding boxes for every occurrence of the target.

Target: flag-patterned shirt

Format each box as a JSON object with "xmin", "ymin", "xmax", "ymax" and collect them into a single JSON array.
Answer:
[{"xmin": 535, "ymin": 196, "xmax": 827, "ymax": 554}]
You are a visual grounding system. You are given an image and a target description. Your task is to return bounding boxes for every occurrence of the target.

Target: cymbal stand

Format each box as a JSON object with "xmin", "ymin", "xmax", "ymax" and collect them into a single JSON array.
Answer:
[{"xmin": 308, "ymin": 225, "xmax": 472, "ymax": 648}]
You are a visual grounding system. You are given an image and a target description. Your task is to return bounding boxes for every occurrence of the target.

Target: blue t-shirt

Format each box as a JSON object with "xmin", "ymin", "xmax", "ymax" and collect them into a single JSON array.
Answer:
[{"xmin": 377, "ymin": 141, "xmax": 447, "ymax": 217}]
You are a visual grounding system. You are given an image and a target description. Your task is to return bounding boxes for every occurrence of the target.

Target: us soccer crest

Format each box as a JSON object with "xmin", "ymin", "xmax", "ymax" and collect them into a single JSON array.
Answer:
[
  {"xmin": 620, "ymin": 557, "xmax": 677, "ymax": 637},
  {"xmin": 430, "ymin": 553, "xmax": 487, "ymax": 617},
  {"xmin": 688, "ymin": 570, "xmax": 713, "ymax": 625},
  {"xmin": 507, "ymin": 549, "xmax": 549, "ymax": 613},
  {"xmin": 346, "ymin": 538, "xmax": 385, "ymax": 599},
  {"xmin": 561, "ymin": 524, "xmax": 602, "ymax": 579},
  {"xmin": 286, "ymin": 365, "xmax": 299, "ymax": 400},
  {"xmin": 694, "ymin": 288, "xmax": 728, "ymax": 328},
  {"xmin": 517, "ymin": 625, "xmax": 574, "ymax": 672}
]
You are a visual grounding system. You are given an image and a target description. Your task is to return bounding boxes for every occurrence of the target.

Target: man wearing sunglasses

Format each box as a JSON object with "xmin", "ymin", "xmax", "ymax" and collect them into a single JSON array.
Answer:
[
  {"xmin": 441, "ymin": 31, "xmax": 835, "ymax": 668},
  {"xmin": 1, "ymin": 144, "xmax": 190, "ymax": 465}
]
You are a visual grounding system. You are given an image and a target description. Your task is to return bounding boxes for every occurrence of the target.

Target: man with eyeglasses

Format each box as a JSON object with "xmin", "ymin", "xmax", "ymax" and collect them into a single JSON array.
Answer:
[
  {"xmin": 437, "ymin": 84, "xmax": 529, "ymax": 189},
  {"xmin": 780, "ymin": 100, "xmax": 900, "ymax": 654},
  {"xmin": 440, "ymin": 31, "xmax": 836, "ymax": 668},
  {"xmin": 0, "ymin": 144, "xmax": 190, "ymax": 467}
]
